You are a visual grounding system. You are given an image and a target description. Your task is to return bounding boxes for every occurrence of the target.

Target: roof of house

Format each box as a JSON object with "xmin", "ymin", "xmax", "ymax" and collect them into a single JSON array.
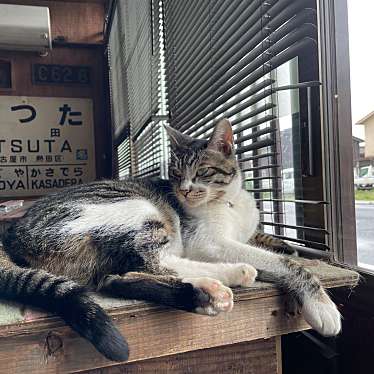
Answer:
[{"xmin": 356, "ymin": 111, "xmax": 374, "ymax": 125}]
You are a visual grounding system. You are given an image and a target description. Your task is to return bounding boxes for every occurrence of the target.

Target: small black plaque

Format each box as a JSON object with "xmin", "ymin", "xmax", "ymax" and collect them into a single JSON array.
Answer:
[
  {"xmin": 0, "ymin": 61, "xmax": 12, "ymax": 89},
  {"xmin": 32, "ymin": 64, "xmax": 91, "ymax": 85}
]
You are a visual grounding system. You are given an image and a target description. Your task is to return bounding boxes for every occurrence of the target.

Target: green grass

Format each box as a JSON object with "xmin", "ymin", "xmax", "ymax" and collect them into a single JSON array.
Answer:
[{"xmin": 355, "ymin": 189, "xmax": 374, "ymax": 201}]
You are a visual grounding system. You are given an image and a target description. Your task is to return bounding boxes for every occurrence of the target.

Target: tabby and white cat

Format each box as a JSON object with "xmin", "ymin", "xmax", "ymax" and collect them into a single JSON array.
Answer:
[{"xmin": 0, "ymin": 119, "xmax": 340, "ymax": 362}]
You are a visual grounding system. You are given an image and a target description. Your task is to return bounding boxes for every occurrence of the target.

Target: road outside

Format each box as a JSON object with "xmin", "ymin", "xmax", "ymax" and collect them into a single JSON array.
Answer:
[{"xmin": 356, "ymin": 202, "xmax": 374, "ymax": 269}]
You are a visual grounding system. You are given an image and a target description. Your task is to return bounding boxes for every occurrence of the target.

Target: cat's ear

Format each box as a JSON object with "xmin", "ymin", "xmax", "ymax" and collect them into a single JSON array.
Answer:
[
  {"xmin": 164, "ymin": 125, "xmax": 194, "ymax": 150},
  {"xmin": 207, "ymin": 119, "xmax": 234, "ymax": 156}
]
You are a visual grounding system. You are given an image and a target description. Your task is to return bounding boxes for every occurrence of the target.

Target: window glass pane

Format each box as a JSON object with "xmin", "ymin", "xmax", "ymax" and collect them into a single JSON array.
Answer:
[
  {"xmin": 262, "ymin": 58, "xmax": 300, "ymax": 239},
  {"xmin": 348, "ymin": 0, "xmax": 374, "ymax": 270}
]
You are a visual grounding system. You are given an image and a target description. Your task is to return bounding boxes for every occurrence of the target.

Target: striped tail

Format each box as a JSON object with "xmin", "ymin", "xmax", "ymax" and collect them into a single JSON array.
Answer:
[
  {"xmin": 250, "ymin": 231, "xmax": 298, "ymax": 255},
  {"xmin": 0, "ymin": 258, "xmax": 129, "ymax": 361}
]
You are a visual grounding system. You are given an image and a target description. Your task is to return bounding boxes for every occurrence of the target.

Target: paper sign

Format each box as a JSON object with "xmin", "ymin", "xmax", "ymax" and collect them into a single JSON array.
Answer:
[{"xmin": 0, "ymin": 96, "xmax": 96, "ymax": 197}]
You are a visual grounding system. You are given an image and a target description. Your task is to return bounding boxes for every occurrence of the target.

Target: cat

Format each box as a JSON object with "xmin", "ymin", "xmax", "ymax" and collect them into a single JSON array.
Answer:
[{"xmin": 0, "ymin": 119, "xmax": 340, "ymax": 362}]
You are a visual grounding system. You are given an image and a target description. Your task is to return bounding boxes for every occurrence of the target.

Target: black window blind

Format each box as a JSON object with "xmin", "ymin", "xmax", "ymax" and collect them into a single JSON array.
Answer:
[
  {"xmin": 163, "ymin": 0, "xmax": 329, "ymax": 255},
  {"xmin": 108, "ymin": 0, "xmax": 167, "ymax": 178},
  {"xmin": 107, "ymin": 0, "xmax": 330, "ymax": 256}
]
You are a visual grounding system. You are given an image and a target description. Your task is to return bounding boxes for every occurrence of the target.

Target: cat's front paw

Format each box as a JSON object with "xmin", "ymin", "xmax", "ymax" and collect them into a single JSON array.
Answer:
[
  {"xmin": 183, "ymin": 277, "xmax": 234, "ymax": 316},
  {"xmin": 301, "ymin": 290, "xmax": 341, "ymax": 336},
  {"xmin": 226, "ymin": 264, "xmax": 257, "ymax": 287}
]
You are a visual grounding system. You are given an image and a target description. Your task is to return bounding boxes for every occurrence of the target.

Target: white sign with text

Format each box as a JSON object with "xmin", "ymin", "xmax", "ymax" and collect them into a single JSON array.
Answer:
[{"xmin": 0, "ymin": 96, "xmax": 96, "ymax": 197}]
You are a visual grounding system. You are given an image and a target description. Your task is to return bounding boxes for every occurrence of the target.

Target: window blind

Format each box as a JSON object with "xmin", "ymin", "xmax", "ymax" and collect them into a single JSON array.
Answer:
[
  {"xmin": 108, "ymin": 0, "xmax": 167, "ymax": 178},
  {"xmin": 163, "ymin": 0, "xmax": 329, "ymax": 254},
  {"xmin": 116, "ymin": 131, "xmax": 131, "ymax": 178}
]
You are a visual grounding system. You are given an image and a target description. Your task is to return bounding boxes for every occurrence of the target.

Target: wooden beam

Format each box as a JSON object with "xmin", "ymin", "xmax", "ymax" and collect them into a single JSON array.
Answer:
[
  {"xmin": 0, "ymin": 294, "xmax": 307, "ymax": 373},
  {"xmin": 82, "ymin": 339, "xmax": 280, "ymax": 374},
  {"xmin": 0, "ymin": 259, "xmax": 358, "ymax": 373}
]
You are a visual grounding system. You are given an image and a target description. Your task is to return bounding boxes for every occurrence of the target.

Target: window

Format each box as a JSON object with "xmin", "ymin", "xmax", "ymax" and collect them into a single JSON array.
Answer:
[
  {"xmin": 346, "ymin": 0, "xmax": 374, "ymax": 270},
  {"xmin": 318, "ymin": 0, "xmax": 374, "ymax": 270},
  {"xmin": 359, "ymin": 167, "xmax": 369, "ymax": 178},
  {"xmin": 106, "ymin": 0, "xmax": 369, "ymax": 268}
]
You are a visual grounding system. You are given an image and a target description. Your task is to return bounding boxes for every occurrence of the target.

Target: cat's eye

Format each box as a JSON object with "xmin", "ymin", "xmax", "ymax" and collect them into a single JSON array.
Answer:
[
  {"xmin": 197, "ymin": 167, "xmax": 215, "ymax": 177},
  {"xmin": 170, "ymin": 168, "xmax": 182, "ymax": 178}
]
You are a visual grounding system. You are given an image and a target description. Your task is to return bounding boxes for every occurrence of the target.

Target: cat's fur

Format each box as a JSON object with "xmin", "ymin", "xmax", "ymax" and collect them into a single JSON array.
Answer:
[
  {"xmin": 250, "ymin": 231, "xmax": 299, "ymax": 255},
  {"xmin": 0, "ymin": 119, "xmax": 340, "ymax": 362}
]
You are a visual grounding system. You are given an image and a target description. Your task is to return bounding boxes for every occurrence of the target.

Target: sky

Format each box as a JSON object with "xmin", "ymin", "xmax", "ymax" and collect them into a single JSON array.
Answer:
[{"xmin": 347, "ymin": 0, "xmax": 374, "ymax": 140}]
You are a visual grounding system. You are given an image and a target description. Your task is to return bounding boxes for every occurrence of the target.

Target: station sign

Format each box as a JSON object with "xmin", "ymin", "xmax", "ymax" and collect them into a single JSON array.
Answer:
[{"xmin": 0, "ymin": 96, "xmax": 96, "ymax": 197}]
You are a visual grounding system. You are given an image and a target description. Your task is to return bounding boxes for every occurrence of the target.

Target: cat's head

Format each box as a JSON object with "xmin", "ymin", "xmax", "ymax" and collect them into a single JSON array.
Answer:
[{"xmin": 165, "ymin": 119, "xmax": 241, "ymax": 208}]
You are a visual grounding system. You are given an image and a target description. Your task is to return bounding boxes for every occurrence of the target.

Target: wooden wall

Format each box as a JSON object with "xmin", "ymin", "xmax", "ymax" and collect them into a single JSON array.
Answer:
[
  {"xmin": 0, "ymin": 0, "xmax": 112, "ymax": 179},
  {"xmin": 0, "ymin": 0, "xmax": 107, "ymax": 44}
]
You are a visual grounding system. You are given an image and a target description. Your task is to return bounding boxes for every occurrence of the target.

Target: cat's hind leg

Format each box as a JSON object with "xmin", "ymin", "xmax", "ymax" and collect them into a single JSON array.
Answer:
[{"xmin": 98, "ymin": 272, "xmax": 233, "ymax": 316}]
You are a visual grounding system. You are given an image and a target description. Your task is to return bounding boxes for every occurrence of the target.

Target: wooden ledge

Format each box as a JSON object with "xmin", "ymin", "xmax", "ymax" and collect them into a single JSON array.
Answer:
[{"xmin": 0, "ymin": 258, "xmax": 359, "ymax": 373}]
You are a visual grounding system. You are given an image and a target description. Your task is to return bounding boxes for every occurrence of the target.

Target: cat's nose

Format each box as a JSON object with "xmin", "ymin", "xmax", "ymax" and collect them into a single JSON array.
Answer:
[
  {"xmin": 180, "ymin": 187, "xmax": 192, "ymax": 196},
  {"xmin": 180, "ymin": 180, "xmax": 192, "ymax": 196}
]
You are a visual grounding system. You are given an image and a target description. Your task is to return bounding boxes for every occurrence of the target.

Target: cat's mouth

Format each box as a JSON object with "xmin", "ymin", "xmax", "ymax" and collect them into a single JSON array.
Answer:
[{"xmin": 177, "ymin": 191, "xmax": 208, "ymax": 206}]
